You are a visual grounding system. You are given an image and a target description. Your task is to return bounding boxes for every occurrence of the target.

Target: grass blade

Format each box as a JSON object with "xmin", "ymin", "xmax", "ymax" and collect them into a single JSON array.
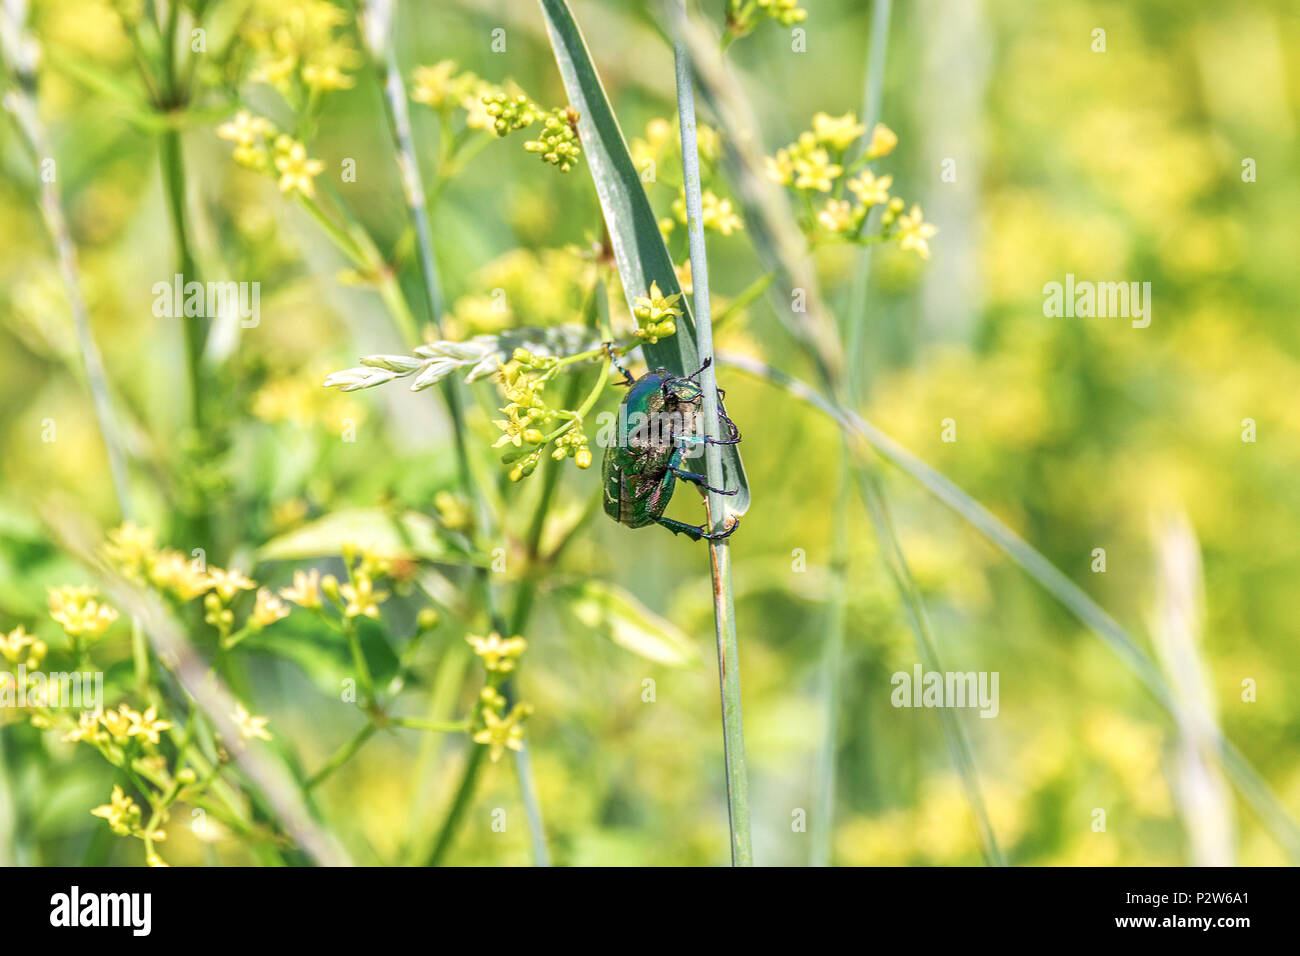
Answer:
[
  {"xmin": 670, "ymin": 0, "xmax": 752, "ymax": 865},
  {"xmin": 676, "ymin": 6, "xmax": 1000, "ymax": 864},
  {"xmin": 815, "ymin": 0, "xmax": 894, "ymax": 867},
  {"xmin": 536, "ymin": 0, "xmax": 749, "ymax": 516}
]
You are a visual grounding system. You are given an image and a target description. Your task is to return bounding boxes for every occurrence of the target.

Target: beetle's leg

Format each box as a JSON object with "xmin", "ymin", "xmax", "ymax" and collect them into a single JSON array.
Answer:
[
  {"xmin": 676, "ymin": 429, "xmax": 741, "ymax": 448},
  {"xmin": 605, "ymin": 342, "xmax": 635, "ymax": 387},
  {"xmin": 669, "ymin": 466, "xmax": 737, "ymax": 496},
  {"xmin": 656, "ymin": 515, "xmax": 740, "ymax": 542}
]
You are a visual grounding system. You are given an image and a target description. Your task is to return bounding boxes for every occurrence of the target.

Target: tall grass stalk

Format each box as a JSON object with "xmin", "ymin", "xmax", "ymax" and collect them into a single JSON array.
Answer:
[
  {"xmin": 679, "ymin": 8, "xmax": 1001, "ymax": 864},
  {"xmin": 358, "ymin": 0, "xmax": 553, "ymax": 863},
  {"xmin": 156, "ymin": 0, "xmax": 207, "ymax": 434},
  {"xmin": 1, "ymin": 7, "xmax": 134, "ymax": 520},
  {"xmin": 671, "ymin": 4, "xmax": 752, "ymax": 866},
  {"xmin": 813, "ymin": 0, "xmax": 894, "ymax": 868}
]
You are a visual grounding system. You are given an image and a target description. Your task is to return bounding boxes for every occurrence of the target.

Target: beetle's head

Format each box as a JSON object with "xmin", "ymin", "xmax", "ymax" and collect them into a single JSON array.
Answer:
[{"xmin": 662, "ymin": 376, "xmax": 702, "ymax": 406}]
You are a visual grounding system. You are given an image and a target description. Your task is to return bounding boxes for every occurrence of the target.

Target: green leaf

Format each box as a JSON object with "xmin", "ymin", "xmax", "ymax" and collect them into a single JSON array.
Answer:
[
  {"xmin": 537, "ymin": 0, "xmax": 750, "ymax": 515},
  {"xmin": 560, "ymin": 580, "xmax": 701, "ymax": 668},
  {"xmin": 256, "ymin": 508, "xmax": 482, "ymax": 565}
]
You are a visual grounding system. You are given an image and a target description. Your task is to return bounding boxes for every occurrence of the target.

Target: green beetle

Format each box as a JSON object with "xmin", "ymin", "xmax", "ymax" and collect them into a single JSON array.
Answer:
[{"xmin": 601, "ymin": 352, "xmax": 741, "ymax": 542}]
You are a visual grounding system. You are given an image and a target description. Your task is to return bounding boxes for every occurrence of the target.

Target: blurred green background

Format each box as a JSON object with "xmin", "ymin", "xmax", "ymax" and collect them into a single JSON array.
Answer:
[{"xmin": 1, "ymin": 0, "xmax": 1298, "ymax": 865}]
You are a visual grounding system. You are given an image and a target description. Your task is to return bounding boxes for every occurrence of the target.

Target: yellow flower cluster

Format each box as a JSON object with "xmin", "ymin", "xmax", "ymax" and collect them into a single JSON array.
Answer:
[
  {"xmin": 727, "ymin": 0, "xmax": 808, "ymax": 36},
  {"xmin": 672, "ymin": 189, "xmax": 744, "ymax": 236},
  {"xmin": 412, "ymin": 64, "xmax": 583, "ymax": 173},
  {"xmin": 765, "ymin": 115, "xmax": 937, "ymax": 256},
  {"xmin": 412, "ymin": 60, "xmax": 497, "ymax": 130},
  {"xmin": 99, "ymin": 524, "xmax": 304, "ymax": 648},
  {"xmin": 48, "ymin": 586, "xmax": 118, "ymax": 641},
  {"xmin": 64, "ymin": 703, "xmax": 172, "ymax": 746},
  {"xmin": 91, "ymin": 785, "xmax": 145, "ymax": 837},
  {"xmin": 313, "ymin": 545, "xmax": 395, "ymax": 621},
  {"xmin": 466, "ymin": 636, "xmax": 533, "ymax": 762},
  {"xmin": 242, "ymin": 0, "xmax": 360, "ymax": 96},
  {"xmin": 0, "ymin": 626, "xmax": 45, "ymax": 669},
  {"xmin": 466, "ymin": 632, "xmax": 527, "ymax": 674},
  {"xmin": 632, "ymin": 281, "xmax": 683, "ymax": 345},
  {"xmin": 217, "ymin": 112, "xmax": 325, "ymax": 199},
  {"xmin": 491, "ymin": 350, "xmax": 594, "ymax": 480}
]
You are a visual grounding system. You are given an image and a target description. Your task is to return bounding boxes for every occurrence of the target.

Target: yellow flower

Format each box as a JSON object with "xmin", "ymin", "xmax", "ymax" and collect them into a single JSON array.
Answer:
[
  {"xmin": 847, "ymin": 170, "xmax": 893, "ymax": 207},
  {"xmin": 434, "ymin": 491, "xmax": 471, "ymax": 531},
  {"xmin": 896, "ymin": 205, "xmax": 938, "ymax": 259},
  {"xmin": 631, "ymin": 280, "xmax": 682, "ymax": 343},
  {"xmin": 302, "ymin": 60, "xmax": 353, "ymax": 93},
  {"xmin": 675, "ymin": 259, "xmax": 693, "ymax": 296},
  {"xmin": 91, "ymin": 785, "xmax": 141, "ymax": 837},
  {"xmin": 492, "ymin": 404, "xmax": 530, "ymax": 449},
  {"xmin": 792, "ymin": 148, "xmax": 842, "ymax": 192},
  {"xmin": 462, "ymin": 82, "xmax": 499, "ymax": 131},
  {"xmin": 0, "ymin": 625, "xmax": 43, "ymax": 666},
  {"xmin": 465, "ymin": 631, "xmax": 527, "ymax": 673},
  {"xmin": 755, "ymin": 0, "xmax": 807, "ymax": 26},
  {"xmin": 675, "ymin": 190, "xmax": 744, "ymax": 236},
  {"xmin": 127, "ymin": 706, "xmax": 172, "ymax": 746},
  {"xmin": 102, "ymin": 522, "xmax": 157, "ymax": 578},
  {"xmin": 812, "ymin": 111, "xmax": 866, "ymax": 152},
  {"xmin": 273, "ymin": 137, "xmax": 325, "ymax": 198},
  {"xmin": 411, "ymin": 61, "xmax": 483, "ymax": 113},
  {"xmin": 631, "ymin": 116, "xmax": 674, "ymax": 170},
  {"xmin": 817, "ymin": 199, "xmax": 858, "ymax": 233},
  {"xmin": 48, "ymin": 586, "xmax": 118, "ymax": 639},
  {"xmin": 216, "ymin": 110, "xmax": 272, "ymax": 147},
  {"xmin": 278, "ymin": 569, "xmax": 322, "ymax": 609},
  {"xmin": 233, "ymin": 703, "xmax": 272, "ymax": 742},
  {"xmin": 99, "ymin": 704, "xmax": 135, "ymax": 742},
  {"xmin": 472, "ymin": 704, "xmax": 530, "ymax": 762},
  {"xmin": 243, "ymin": 0, "xmax": 358, "ymax": 95},
  {"xmin": 251, "ymin": 589, "xmax": 290, "ymax": 628},
  {"xmin": 218, "ymin": 111, "xmax": 274, "ymax": 170},
  {"xmin": 63, "ymin": 710, "xmax": 105, "ymax": 744},
  {"xmin": 864, "ymin": 122, "xmax": 898, "ymax": 160},
  {"xmin": 206, "ymin": 567, "xmax": 256, "ymax": 602},
  {"xmin": 149, "ymin": 550, "xmax": 211, "ymax": 601},
  {"xmin": 633, "ymin": 281, "xmax": 683, "ymax": 324},
  {"xmin": 339, "ymin": 573, "xmax": 388, "ymax": 619},
  {"xmin": 765, "ymin": 148, "xmax": 795, "ymax": 186}
]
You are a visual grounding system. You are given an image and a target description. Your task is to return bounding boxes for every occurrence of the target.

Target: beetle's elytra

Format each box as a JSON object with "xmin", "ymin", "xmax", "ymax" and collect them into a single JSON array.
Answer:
[{"xmin": 601, "ymin": 357, "xmax": 741, "ymax": 542}]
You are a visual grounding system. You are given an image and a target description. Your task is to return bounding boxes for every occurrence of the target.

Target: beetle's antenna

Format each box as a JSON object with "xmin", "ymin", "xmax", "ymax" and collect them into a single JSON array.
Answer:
[
  {"xmin": 686, "ymin": 356, "xmax": 713, "ymax": 382},
  {"xmin": 605, "ymin": 342, "xmax": 635, "ymax": 387}
]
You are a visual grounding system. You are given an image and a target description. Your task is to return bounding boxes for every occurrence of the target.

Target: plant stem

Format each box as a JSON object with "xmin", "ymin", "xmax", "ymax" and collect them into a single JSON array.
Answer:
[
  {"xmin": 814, "ymin": 0, "xmax": 893, "ymax": 868},
  {"xmin": 422, "ymin": 281, "xmax": 603, "ymax": 868},
  {"xmin": 0, "ymin": 14, "xmax": 134, "ymax": 521},
  {"xmin": 673, "ymin": 11, "xmax": 752, "ymax": 866},
  {"xmin": 306, "ymin": 723, "xmax": 377, "ymax": 791},
  {"xmin": 358, "ymin": 1, "xmax": 549, "ymax": 863}
]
